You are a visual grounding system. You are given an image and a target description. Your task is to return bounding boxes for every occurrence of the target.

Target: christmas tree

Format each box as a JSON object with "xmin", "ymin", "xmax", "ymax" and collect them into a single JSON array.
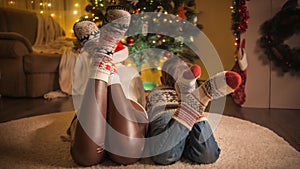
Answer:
[
  {"xmin": 118, "ymin": 0, "xmax": 202, "ymax": 72},
  {"xmin": 81, "ymin": 0, "xmax": 117, "ymax": 26},
  {"xmin": 83, "ymin": 0, "xmax": 202, "ymax": 73}
]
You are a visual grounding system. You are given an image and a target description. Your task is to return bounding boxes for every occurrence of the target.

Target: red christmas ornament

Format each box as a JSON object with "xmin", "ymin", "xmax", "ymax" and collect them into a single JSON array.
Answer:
[
  {"xmin": 177, "ymin": 5, "xmax": 187, "ymax": 19},
  {"xmin": 126, "ymin": 36, "xmax": 135, "ymax": 46}
]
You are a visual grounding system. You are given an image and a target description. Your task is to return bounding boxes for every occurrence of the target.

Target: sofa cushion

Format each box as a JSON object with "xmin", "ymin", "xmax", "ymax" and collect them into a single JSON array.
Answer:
[
  {"xmin": 26, "ymin": 73, "xmax": 59, "ymax": 97},
  {"xmin": 24, "ymin": 53, "xmax": 61, "ymax": 73},
  {"xmin": 0, "ymin": 32, "xmax": 33, "ymax": 53},
  {"xmin": 0, "ymin": 7, "xmax": 37, "ymax": 45}
]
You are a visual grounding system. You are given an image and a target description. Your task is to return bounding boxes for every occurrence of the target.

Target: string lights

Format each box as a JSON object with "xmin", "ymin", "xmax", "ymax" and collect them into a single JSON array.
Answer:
[{"xmin": 231, "ymin": 0, "xmax": 250, "ymax": 50}]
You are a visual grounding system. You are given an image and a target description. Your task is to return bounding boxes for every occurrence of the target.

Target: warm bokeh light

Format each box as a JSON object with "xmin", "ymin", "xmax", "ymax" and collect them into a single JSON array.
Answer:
[{"xmin": 8, "ymin": 0, "xmax": 16, "ymax": 6}]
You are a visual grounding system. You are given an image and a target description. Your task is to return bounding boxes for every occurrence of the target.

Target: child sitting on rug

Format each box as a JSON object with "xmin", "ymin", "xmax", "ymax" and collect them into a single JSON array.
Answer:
[
  {"xmin": 68, "ymin": 6, "xmax": 148, "ymax": 166},
  {"xmin": 146, "ymin": 56, "xmax": 241, "ymax": 164}
]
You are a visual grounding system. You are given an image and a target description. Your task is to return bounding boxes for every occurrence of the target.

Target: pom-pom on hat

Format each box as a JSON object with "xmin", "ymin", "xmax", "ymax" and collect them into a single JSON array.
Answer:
[
  {"xmin": 183, "ymin": 64, "xmax": 201, "ymax": 80},
  {"xmin": 73, "ymin": 20, "xmax": 100, "ymax": 45}
]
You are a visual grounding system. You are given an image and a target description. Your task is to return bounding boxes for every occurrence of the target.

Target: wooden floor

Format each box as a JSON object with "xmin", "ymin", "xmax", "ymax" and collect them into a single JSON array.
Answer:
[{"xmin": 0, "ymin": 95, "xmax": 299, "ymax": 152}]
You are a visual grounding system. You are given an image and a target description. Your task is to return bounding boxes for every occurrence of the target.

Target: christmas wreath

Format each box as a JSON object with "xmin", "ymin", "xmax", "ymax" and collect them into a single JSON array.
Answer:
[{"xmin": 259, "ymin": 0, "xmax": 300, "ymax": 73}]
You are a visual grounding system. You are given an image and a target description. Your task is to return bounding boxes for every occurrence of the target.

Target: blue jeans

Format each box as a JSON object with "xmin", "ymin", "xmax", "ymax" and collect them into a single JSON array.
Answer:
[{"xmin": 146, "ymin": 112, "xmax": 220, "ymax": 165}]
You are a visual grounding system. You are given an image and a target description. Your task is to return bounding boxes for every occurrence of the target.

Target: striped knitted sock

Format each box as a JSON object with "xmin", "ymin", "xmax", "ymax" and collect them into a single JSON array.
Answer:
[{"xmin": 172, "ymin": 71, "xmax": 242, "ymax": 130}]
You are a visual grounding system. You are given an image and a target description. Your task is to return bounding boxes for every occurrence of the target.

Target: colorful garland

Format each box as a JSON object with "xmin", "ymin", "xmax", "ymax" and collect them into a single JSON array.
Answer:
[
  {"xmin": 230, "ymin": 0, "xmax": 250, "ymax": 106},
  {"xmin": 231, "ymin": 0, "xmax": 250, "ymax": 49},
  {"xmin": 259, "ymin": 1, "xmax": 300, "ymax": 73}
]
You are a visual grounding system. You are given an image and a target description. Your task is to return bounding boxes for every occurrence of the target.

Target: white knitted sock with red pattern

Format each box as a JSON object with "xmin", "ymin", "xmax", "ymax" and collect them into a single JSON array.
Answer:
[
  {"xmin": 172, "ymin": 71, "xmax": 242, "ymax": 130},
  {"xmin": 85, "ymin": 6, "xmax": 131, "ymax": 83}
]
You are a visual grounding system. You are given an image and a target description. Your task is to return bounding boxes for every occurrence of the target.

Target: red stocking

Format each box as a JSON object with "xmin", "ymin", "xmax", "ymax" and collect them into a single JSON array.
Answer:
[{"xmin": 231, "ymin": 39, "xmax": 247, "ymax": 105}]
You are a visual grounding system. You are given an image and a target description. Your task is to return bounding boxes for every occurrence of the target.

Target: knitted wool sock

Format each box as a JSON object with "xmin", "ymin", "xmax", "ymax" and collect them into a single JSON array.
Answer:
[
  {"xmin": 73, "ymin": 20, "xmax": 100, "ymax": 46},
  {"xmin": 172, "ymin": 71, "xmax": 242, "ymax": 130},
  {"xmin": 175, "ymin": 64, "xmax": 201, "ymax": 100},
  {"xmin": 107, "ymin": 73, "xmax": 121, "ymax": 86},
  {"xmin": 87, "ymin": 6, "xmax": 131, "ymax": 82},
  {"xmin": 95, "ymin": 6, "xmax": 131, "ymax": 60}
]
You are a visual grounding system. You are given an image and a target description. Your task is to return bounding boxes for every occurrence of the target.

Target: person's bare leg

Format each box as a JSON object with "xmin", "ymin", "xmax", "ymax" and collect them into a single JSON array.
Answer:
[
  {"xmin": 106, "ymin": 83, "xmax": 148, "ymax": 165},
  {"xmin": 70, "ymin": 5, "xmax": 132, "ymax": 166},
  {"xmin": 70, "ymin": 79, "xmax": 107, "ymax": 166}
]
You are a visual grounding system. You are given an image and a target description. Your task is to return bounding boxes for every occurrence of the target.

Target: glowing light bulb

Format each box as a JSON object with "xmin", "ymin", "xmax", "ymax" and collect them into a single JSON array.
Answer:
[
  {"xmin": 74, "ymin": 3, "xmax": 79, "ymax": 7},
  {"xmin": 73, "ymin": 10, "xmax": 78, "ymax": 15}
]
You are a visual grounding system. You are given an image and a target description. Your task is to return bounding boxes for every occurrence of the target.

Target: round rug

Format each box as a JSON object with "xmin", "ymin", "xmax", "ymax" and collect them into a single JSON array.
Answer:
[{"xmin": 0, "ymin": 111, "xmax": 299, "ymax": 169}]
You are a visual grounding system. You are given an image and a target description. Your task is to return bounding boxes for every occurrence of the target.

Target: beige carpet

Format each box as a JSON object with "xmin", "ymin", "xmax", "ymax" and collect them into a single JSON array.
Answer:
[{"xmin": 0, "ymin": 111, "xmax": 299, "ymax": 169}]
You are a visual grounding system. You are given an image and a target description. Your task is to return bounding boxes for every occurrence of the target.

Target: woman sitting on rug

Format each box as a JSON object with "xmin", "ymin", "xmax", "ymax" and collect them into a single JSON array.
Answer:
[
  {"xmin": 146, "ymin": 56, "xmax": 241, "ymax": 165},
  {"xmin": 68, "ymin": 6, "xmax": 148, "ymax": 166}
]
